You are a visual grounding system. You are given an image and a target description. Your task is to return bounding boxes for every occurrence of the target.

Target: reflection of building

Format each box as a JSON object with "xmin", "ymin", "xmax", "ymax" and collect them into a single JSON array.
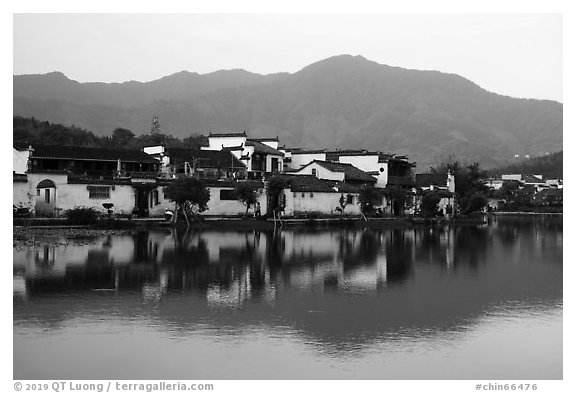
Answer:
[
  {"xmin": 14, "ymin": 220, "xmax": 563, "ymax": 358},
  {"xmin": 14, "ymin": 228, "xmax": 417, "ymax": 301}
]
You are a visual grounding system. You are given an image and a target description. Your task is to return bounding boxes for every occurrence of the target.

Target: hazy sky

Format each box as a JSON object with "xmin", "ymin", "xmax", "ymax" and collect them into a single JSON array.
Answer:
[{"xmin": 13, "ymin": 13, "xmax": 562, "ymax": 102}]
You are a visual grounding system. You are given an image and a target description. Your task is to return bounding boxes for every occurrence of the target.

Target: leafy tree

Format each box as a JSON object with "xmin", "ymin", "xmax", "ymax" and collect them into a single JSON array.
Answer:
[
  {"xmin": 431, "ymin": 159, "xmax": 488, "ymax": 215},
  {"xmin": 359, "ymin": 187, "xmax": 382, "ymax": 215},
  {"xmin": 266, "ymin": 175, "xmax": 287, "ymax": 211},
  {"xmin": 419, "ymin": 191, "xmax": 442, "ymax": 217},
  {"xmin": 111, "ymin": 128, "xmax": 135, "ymax": 148},
  {"xmin": 382, "ymin": 185, "xmax": 412, "ymax": 216},
  {"xmin": 462, "ymin": 193, "xmax": 488, "ymax": 214},
  {"xmin": 163, "ymin": 178, "xmax": 210, "ymax": 227},
  {"xmin": 182, "ymin": 135, "xmax": 208, "ymax": 148},
  {"xmin": 234, "ymin": 182, "xmax": 260, "ymax": 216},
  {"xmin": 13, "ymin": 116, "xmax": 206, "ymax": 151}
]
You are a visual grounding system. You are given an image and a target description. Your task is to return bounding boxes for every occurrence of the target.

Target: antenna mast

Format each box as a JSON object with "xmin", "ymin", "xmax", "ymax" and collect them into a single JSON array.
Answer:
[{"xmin": 151, "ymin": 115, "xmax": 161, "ymax": 135}]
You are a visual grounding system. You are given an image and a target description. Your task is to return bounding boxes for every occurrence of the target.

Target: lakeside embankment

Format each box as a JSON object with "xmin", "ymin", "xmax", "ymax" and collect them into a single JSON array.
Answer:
[
  {"xmin": 490, "ymin": 211, "xmax": 563, "ymax": 216},
  {"xmin": 16, "ymin": 211, "xmax": 563, "ymax": 233}
]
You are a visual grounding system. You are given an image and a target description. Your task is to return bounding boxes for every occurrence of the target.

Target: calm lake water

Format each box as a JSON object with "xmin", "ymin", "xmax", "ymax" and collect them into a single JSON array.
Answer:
[{"xmin": 13, "ymin": 216, "xmax": 563, "ymax": 380}]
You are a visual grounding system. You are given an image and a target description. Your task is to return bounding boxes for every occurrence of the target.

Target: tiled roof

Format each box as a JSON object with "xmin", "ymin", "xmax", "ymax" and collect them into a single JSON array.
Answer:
[
  {"xmin": 250, "ymin": 137, "xmax": 279, "ymax": 142},
  {"xmin": 13, "ymin": 143, "xmax": 31, "ymax": 151},
  {"xmin": 245, "ymin": 140, "xmax": 284, "ymax": 156},
  {"xmin": 378, "ymin": 153, "xmax": 415, "ymax": 166},
  {"xmin": 13, "ymin": 173, "xmax": 27, "ymax": 183},
  {"xmin": 221, "ymin": 145, "xmax": 245, "ymax": 151},
  {"xmin": 29, "ymin": 144, "xmax": 159, "ymax": 163},
  {"xmin": 326, "ymin": 149, "xmax": 379, "ymax": 161},
  {"xmin": 310, "ymin": 160, "xmax": 376, "ymax": 183},
  {"xmin": 208, "ymin": 132, "xmax": 247, "ymax": 138},
  {"xmin": 67, "ymin": 175, "xmax": 132, "ymax": 185},
  {"xmin": 536, "ymin": 188, "xmax": 563, "ymax": 197},
  {"xmin": 290, "ymin": 149, "xmax": 326, "ymax": 155},
  {"xmin": 388, "ymin": 175, "xmax": 415, "ymax": 186},
  {"xmin": 280, "ymin": 175, "xmax": 362, "ymax": 193},
  {"xmin": 521, "ymin": 174, "xmax": 547, "ymax": 184},
  {"xmin": 202, "ymin": 179, "xmax": 263, "ymax": 188},
  {"xmin": 165, "ymin": 148, "xmax": 246, "ymax": 169},
  {"xmin": 415, "ymin": 173, "xmax": 447, "ymax": 187}
]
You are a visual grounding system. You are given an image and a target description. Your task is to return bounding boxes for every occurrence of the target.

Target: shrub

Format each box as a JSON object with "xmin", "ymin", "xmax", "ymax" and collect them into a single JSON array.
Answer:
[{"xmin": 65, "ymin": 207, "xmax": 100, "ymax": 225}]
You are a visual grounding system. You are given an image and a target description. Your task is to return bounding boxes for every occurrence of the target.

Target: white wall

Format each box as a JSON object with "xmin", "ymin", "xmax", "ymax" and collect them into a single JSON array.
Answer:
[
  {"xmin": 288, "ymin": 153, "xmax": 326, "ymax": 170},
  {"xmin": 13, "ymin": 148, "xmax": 30, "ymax": 174},
  {"xmin": 202, "ymin": 186, "xmax": 267, "ymax": 216},
  {"xmin": 283, "ymin": 190, "xmax": 361, "ymax": 216},
  {"xmin": 260, "ymin": 141, "xmax": 279, "ymax": 150},
  {"xmin": 502, "ymin": 174, "xmax": 522, "ymax": 181},
  {"xmin": 265, "ymin": 154, "xmax": 284, "ymax": 173},
  {"xmin": 13, "ymin": 181, "xmax": 34, "ymax": 211},
  {"xmin": 58, "ymin": 184, "xmax": 136, "ymax": 214},
  {"xmin": 338, "ymin": 155, "xmax": 386, "ymax": 187},
  {"xmin": 375, "ymin": 164, "xmax": 388, "ymax": 188},
  {"xmin": 337, "ymin": 155, "xmax": 379, "ymax": 172},
  {"xmin": 206, "ymin": 136, "xmax": 247, "ymax": 151},
  {"xmin": 143, "ymin": 146, "xmax": 165, "ymax": 155},
  {"xmin": 293, "ymin": 162, "xmax": 345, "ymax": 181},
  {"xmin": 243, "ymin": 146, "xmax": 255, "ymax": 171},
  {"xmin": 447, "ymin": 173, "xmax": 455, "ymax": 193}
]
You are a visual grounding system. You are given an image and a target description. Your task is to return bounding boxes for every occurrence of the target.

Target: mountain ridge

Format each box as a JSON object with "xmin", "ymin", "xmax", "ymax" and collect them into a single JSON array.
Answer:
[{"xmin": 13, "ymin": 55, "xmax": 562, "ymax": 169}]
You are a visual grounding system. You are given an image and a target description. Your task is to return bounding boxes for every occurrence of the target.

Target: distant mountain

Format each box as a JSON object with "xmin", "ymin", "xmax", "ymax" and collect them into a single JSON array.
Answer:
[
  {"xmin": 489, "ymin": 151, "xmax": 563, "ymax": 179},
  {"xmin": 13, "ymin": 55, "xmax": 562, "ymax": 169}
]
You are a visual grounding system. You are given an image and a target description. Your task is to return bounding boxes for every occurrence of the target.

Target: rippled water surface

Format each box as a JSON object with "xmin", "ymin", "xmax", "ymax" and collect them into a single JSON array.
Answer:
[{"xmin": 13, "ymin": 216, "xmax": 562, "ymax": 379}]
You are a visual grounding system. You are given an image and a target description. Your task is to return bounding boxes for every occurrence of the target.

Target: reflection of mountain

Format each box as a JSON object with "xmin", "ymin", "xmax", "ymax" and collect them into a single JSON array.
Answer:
[{"xmin": 13, "ymin": 218, "xmax": 562, "ymax": 352}]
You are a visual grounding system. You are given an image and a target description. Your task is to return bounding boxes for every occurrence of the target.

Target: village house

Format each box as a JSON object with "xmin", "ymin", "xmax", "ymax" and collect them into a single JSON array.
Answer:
[
  {"xmin": 286, "ymin": 149, "xmax": 327, "ymax": 171},
  {"xmin": 325, "ymin": 150, "xmax": 409, "ymax": 188},
  {"xmin": 142, "ymin": 144, "xmax": 268, "ymax": 216},
  {"xmin": 13, "ymin": 142, "xmax": 269, "ymax": 218},
  {"xmin": 289, "ymin": 160, "xmax": 377, "ymax": 187},
  {"xmin": 200, "ymin": 132, "xmax": 284, "ymax": 179},
  {"xmin": 14, "ymin": 128, "xmax": 425, "ymax": 220},
  {"xmin": 414, "ymin": 172, "xmax": 456, "ymax": 217},
  {"xmin": 286, "ymin": 148, "xmax": 415, "ymax": 189},
  {"xmin": 533, "ymin": 188, "xmax": 563, "ymax": 207},
  {"xmin": 501, "ymin": 174, "xmax": 550, "ymax": 192},
  {"xmin": 142, "ymin": 145, "xmax": 247, "ymax": 180},
  {"xmin": 277, "ymin": 174, "xmax": 363, "ymax": 217},
  {"xmin": 12, "ymin": 143, "xmax": 171, "ymax": 217}
]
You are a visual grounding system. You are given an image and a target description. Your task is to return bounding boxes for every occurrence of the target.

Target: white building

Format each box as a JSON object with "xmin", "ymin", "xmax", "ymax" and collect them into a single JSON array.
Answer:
[{"xmin": 201, "ymin": 132, "xmax": 284, "ymax": 178}]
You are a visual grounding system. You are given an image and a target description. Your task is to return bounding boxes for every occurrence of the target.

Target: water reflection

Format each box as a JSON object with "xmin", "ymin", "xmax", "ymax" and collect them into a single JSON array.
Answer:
[{"xmin": 13, "ymin": 216, "xmax": 562, "ymax": 378}]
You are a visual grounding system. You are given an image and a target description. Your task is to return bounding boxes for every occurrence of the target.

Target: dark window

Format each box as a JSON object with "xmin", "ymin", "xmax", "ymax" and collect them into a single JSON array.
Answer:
[
  {"xmin": 152, "ymin": 190, "xmax": 159, "ymax": 205},
  {"xmin": 220, "ymin": 189, "xmax": 236, "ymax": 200},
  {"xmin": 347, "ymin": 194, "xmax": 354, "ymax": 204},
  {"xmin": 312, "ymin": 168, "xmax": 317, "ymax": 176},
  {"xmin": 301, "ymin": 193, "xmax": 305, "ymax": 198},
  {"xmin": 44, "ymin": 189, "xmax": 50, "ymax": 203},
  {"xmin": 88, "ymin": 186, "xmax": 110, "ymax": 199},
  {"xmin": 310, "ymin": 192, "xmax": 314, "ymax": 198},
  {"xmin": 36, "ymin": 189, "xmax": 40, "ymax": 196}
]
